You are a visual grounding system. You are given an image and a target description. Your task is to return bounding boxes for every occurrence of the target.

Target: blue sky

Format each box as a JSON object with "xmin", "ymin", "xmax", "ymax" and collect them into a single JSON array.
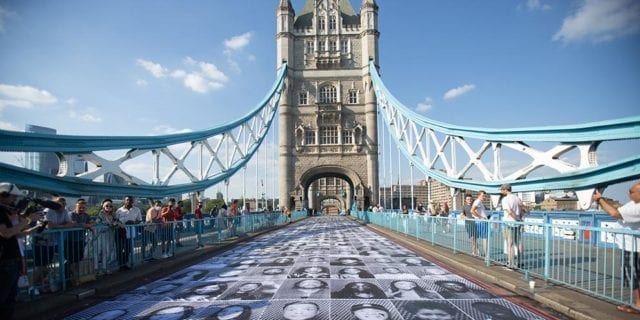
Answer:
[{"xmin": 0, "ymin": 0, "xmax": 638, "ymax": 203}]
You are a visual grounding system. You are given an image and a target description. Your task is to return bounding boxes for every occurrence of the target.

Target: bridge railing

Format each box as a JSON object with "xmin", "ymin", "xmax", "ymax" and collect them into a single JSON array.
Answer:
[
  {"xmin": 351, "ymin": 210, "xmax": 639, "ymax": 307},
  {"xmin": 18, "ymin": 210, "xmax": 305, "ymax": 298}
]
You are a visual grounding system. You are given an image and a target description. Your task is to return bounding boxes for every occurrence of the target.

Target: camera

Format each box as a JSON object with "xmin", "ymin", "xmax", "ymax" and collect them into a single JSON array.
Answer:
[{"xmin": 14, "ymin": 197, "xmax": 62, "ymax": 216}]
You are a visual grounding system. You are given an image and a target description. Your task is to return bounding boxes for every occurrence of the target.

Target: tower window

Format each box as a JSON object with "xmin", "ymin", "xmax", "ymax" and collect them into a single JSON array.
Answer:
[
  {"xmin": 341, "ymin": 40, "xmax": 349, "ymax": 53},
  {"xmin": 329, "ymin": 16, "xmax": 337, "ymax": 30},
  {"xmin": 306, "ymin": 41, "xmax": 314, "ymax": 54},
  {"xmin": 329, "ymin": 40, "xmax": 337, "ymax": 52},
  {"xmin": 318, "ymin": 17, "xmax": 325, "ymax": 31},
  {"xmin": 348, "ymin": 90, "xmax": 358, "ymax": 104},
  {"xmin": 319, "ymin": 40, "xmax": 326, "ymax": 52},
  {"xmin": 343, "ymin": 130, "xmax": 353, "ymax": 144},
  {"xmin": 299, "ymin": 91, "xmax": 308, "ymax": 105},
  {"xmin": 319, "ymin": 85, "xmax": 337, "ymax": 103},
  {"xmin": 321, "ymin": 126, "xmax": 338, "ymax": 144},
  {"xmin": 305, "ymin": 130, "xmax": 316, "ymax": 145}
]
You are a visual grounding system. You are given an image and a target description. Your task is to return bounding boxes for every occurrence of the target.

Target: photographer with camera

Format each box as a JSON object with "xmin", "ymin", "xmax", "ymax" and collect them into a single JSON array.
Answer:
[{"xmin": 0, "ymin": 183, "xmax": 42, "ymax": 320}]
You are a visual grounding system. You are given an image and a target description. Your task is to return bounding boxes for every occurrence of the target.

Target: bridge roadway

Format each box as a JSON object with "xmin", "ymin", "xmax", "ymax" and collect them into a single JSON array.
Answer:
[{"xmin": 17, "ymin": 216, "xmax": 631, "ymax": 320}]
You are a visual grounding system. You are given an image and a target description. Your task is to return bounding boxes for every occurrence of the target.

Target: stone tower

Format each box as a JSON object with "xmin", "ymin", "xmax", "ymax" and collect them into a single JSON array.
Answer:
[{"xmin": 277, "ymin": 0, "xmax": 379, "ymax": 212}]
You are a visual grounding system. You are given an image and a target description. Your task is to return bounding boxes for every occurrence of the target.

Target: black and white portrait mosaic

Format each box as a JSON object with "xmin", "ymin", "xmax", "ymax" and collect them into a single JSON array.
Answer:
[{"xmin": 68, "ymin": 217, "xmax": 548, "ymax": 319}]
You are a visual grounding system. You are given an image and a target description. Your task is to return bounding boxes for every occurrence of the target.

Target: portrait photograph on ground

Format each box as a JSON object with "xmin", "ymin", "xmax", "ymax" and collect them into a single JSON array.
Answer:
[
  {"xmin": 67, "ymin": 217, "xmax": 548, "ymax": 319},
  {"xmin": 260, "ymin": 300, "xmax": 331, "ymax": 320}
]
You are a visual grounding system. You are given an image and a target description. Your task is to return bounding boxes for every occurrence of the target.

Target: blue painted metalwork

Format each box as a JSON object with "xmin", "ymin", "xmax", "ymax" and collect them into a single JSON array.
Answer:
[
  {"xmin": 0, "ymin": 64, "xmax": 287, "ymax": 197},
  {"xmin": 369, "ymin": 61, "xmax": 640, "ymax": 198}
]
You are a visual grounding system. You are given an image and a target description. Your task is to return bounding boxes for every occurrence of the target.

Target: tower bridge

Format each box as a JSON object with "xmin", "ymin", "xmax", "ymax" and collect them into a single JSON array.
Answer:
[{"xmin": 1, "ymin": 1, "xmax": 640, "ymax": 319}]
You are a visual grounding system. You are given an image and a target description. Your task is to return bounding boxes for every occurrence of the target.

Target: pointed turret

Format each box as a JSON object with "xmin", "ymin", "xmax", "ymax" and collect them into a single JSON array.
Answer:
[{"xmin": 276, "ymin": 0, "xmax": 294, "ymax": 65}]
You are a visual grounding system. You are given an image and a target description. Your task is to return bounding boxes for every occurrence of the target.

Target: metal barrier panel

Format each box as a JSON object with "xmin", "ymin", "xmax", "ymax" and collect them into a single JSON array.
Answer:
[
  {"xmin": 352, "ymin": 210, "xmax": 638, "ymax": 306},
  {"xmin": 19, "ymin": 210, "xmax": 302, "ymax": 299}
]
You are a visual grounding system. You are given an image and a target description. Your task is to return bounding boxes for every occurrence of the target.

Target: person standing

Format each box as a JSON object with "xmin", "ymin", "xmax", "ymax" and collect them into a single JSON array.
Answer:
[
  {"xmin": 0, "ymin": 183, "xmax": 40, "ymax": 320},
  {"xmin": 471, "ymin": 191, "xmax": 489, "ymax": 257},
  {"xmin": 500, "ymin": 184, "xmax": 526, "ymax": 269},
  {"xmin": 193, "ymin": 202, "xmax": 204, "ymax": 248},
  {"xmin": 161, "ymin": 198, "xmax": 178, "ymax": 258},
  {"xmin": 174, "ymin": 200, "xmax": 184, "ymax": 247},
  {"xmin": 68, "ymin": 198, "xmax": 95, "ymax": 281},
  {"xmin": 461, "ymin": 194, "xmax": 478, "ymax": 256},
  {"xmin": 34, "ymin": 196, "xmax": 72, "ymax": 291},
  {"xmin": 95, "ymin": 199, "xmax": 117, "ymax": 275},
  {"xmin": 594, "ymin": 182, "xmax": 640, "ymax": 314},
  {"xmin": 115, "ymin": 196, "xmax": 141, "ymax": 270},
  {"xmin": 229, "ymin": 200, "xmax": 239, "ymax": 237},
  {"xmin": 144, "ymin": 200, "xmax": 163, "ymax": 259}
]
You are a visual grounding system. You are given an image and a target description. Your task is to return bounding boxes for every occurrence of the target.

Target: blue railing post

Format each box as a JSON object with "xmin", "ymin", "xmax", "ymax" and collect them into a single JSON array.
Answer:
[
  {"xmin": 128, "ymin": 227, "xmax": 135, "ymax": 268},
  {"xmin": 486, "ymin": 219, "xmax": 492, "ymax": 266},
  {"xmin": 431, "ymin": 216, "xmax": 436, "ymax": 246},
  {"xmin": 453, "ymin": 217, "xmax": 457, "ymax": 254},
  {"xmin": 544, "ymin": 222, "xmax": 551, "ymax": 281},
  {"xmin": 57, "ymin": 230, "xmax": 66, "ymax": 291}
]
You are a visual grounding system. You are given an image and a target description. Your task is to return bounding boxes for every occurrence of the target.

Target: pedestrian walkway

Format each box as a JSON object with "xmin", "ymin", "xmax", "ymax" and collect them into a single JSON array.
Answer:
[
  {"xmin": 360, "ymin": 218, "xmax": 640, "ymax": 320},
  {"xmin": 64, "ymin": 216, "xmax": 555, "ymax": 319}
]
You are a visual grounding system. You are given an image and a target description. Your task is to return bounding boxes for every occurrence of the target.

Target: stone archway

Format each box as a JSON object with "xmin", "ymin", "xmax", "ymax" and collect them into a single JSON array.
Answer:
[
  {"xmin": 298, "ymin": 165, "xmax": 365, "ymax": 212},
  {"xmin": 319, "ymin": 195, "xmax": 344, "ymax": 215}
]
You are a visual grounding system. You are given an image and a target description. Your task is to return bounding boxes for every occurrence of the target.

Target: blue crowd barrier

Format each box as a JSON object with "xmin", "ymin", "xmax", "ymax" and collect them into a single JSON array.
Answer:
[
  {"xmin": 18, "ymin": 210, "xmax": 306, "ymax": 299},
  {"xmin": 351, "ymin": 210, "xmax": 638, "ymax": 307}
]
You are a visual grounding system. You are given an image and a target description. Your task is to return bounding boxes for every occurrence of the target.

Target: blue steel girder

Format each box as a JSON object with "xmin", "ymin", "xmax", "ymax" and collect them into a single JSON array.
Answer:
[
  {"xmin": 369, "ymin": 62, "xmax": 640, "ymax": 209},
  {"xmin": 0, "ymin": 64, "xmax": 287, "ymax": 198}
]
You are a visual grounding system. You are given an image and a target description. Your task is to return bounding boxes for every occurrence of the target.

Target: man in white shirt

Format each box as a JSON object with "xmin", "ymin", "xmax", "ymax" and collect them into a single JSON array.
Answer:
[
  {"xmin": 594, "ymin": 182, "xmax": 640, "ymax": 314},
  {"xmin": 115, "ymin": 196, "xmax": 141, "ymax": 270},
  {"xmin": 500, "ymin": 184, "xmax": 526, "ymax": 269}
]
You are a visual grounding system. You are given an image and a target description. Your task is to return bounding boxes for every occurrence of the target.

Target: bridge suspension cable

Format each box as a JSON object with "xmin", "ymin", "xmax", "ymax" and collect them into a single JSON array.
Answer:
[
  {"xmin": 0, "ymin": 64, "xmax": 287, "ymax": 198},
  {"xmin": 369, "ymin": 61, "xmax": 640, "ymax": 209}
]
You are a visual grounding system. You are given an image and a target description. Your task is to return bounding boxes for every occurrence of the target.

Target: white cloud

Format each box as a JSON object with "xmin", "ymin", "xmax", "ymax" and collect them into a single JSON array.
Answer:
[
  {"xmin": 0, "ymin": 121, "xmax": 18, "ymax": 131},
  {"xmin": 135, "ymin": 79, "xmax": 148, "ymax": 87},
  {"xmin": 526, "ymin": 0, "xmax": 551, "ymax": 11},
  {"xmin": 66, "ymin": 98, "xmax": 77, "ymax": 105},
  {"xmin": 0, "ymin": 99, "xmax": 32, "ymax": 110},
  {"xmin": 223, "ymin": 32, "xmax": 254, "ymax": 73},
  {"xmin": 172, "ymin": 59, "xmax": 227, "ymax": 93},
  {"xmin": 0, "ymin": 84, "xmax": 58, "ymax": 110},
  {"xmin": 443, "ymin": 84, "xmax": 476, "ymax": 100},
  {"xmin": 553, "ymin": 0, "xmax": 640, "ymax": 43},
  {"xmin": 224, "ymin": 32, "xmax": 252, "ymax": 51},
  {"xmin": 136, "ymin": 59, "xmax": 168, "ymax": 78},
  {"xmin": 183, "ymin": 73, "xmax": 214, "ymax": 94},
  {"xmin": 415, "ymin": 97, "xmax": 433, "ymax": 113},
  {"xmin": 198, "ymin": 62, "xmax": 228, "ymax": 82},
  {"xmin": 138, "ymin": 57, "xmax": 227, "ymax": 94},
  {"xmin": 68, "ymin": 109, "xmax": 102, "ymax": 123}
]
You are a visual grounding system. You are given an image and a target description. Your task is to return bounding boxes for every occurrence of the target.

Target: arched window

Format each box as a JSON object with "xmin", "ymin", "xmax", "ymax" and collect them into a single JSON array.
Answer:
[{"xmin": 319, "ymin": 85, "xmax": 337, "ymax": 103}]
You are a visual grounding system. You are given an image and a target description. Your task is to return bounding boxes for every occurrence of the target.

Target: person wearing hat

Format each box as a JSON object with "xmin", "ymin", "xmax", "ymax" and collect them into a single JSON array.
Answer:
[
  {"xmin": 350, "ymin": 303, "xmax": 390, "ymax": 320},
  {"xmin": 0, "ymin": 182, "xmax": 41, "ymax": 319}
]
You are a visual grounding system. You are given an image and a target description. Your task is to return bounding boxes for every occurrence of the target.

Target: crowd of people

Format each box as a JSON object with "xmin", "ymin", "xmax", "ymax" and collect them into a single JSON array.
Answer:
[{"xmin": 0, "ymin": 183, "xmax": 293, "ymax": 319}]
